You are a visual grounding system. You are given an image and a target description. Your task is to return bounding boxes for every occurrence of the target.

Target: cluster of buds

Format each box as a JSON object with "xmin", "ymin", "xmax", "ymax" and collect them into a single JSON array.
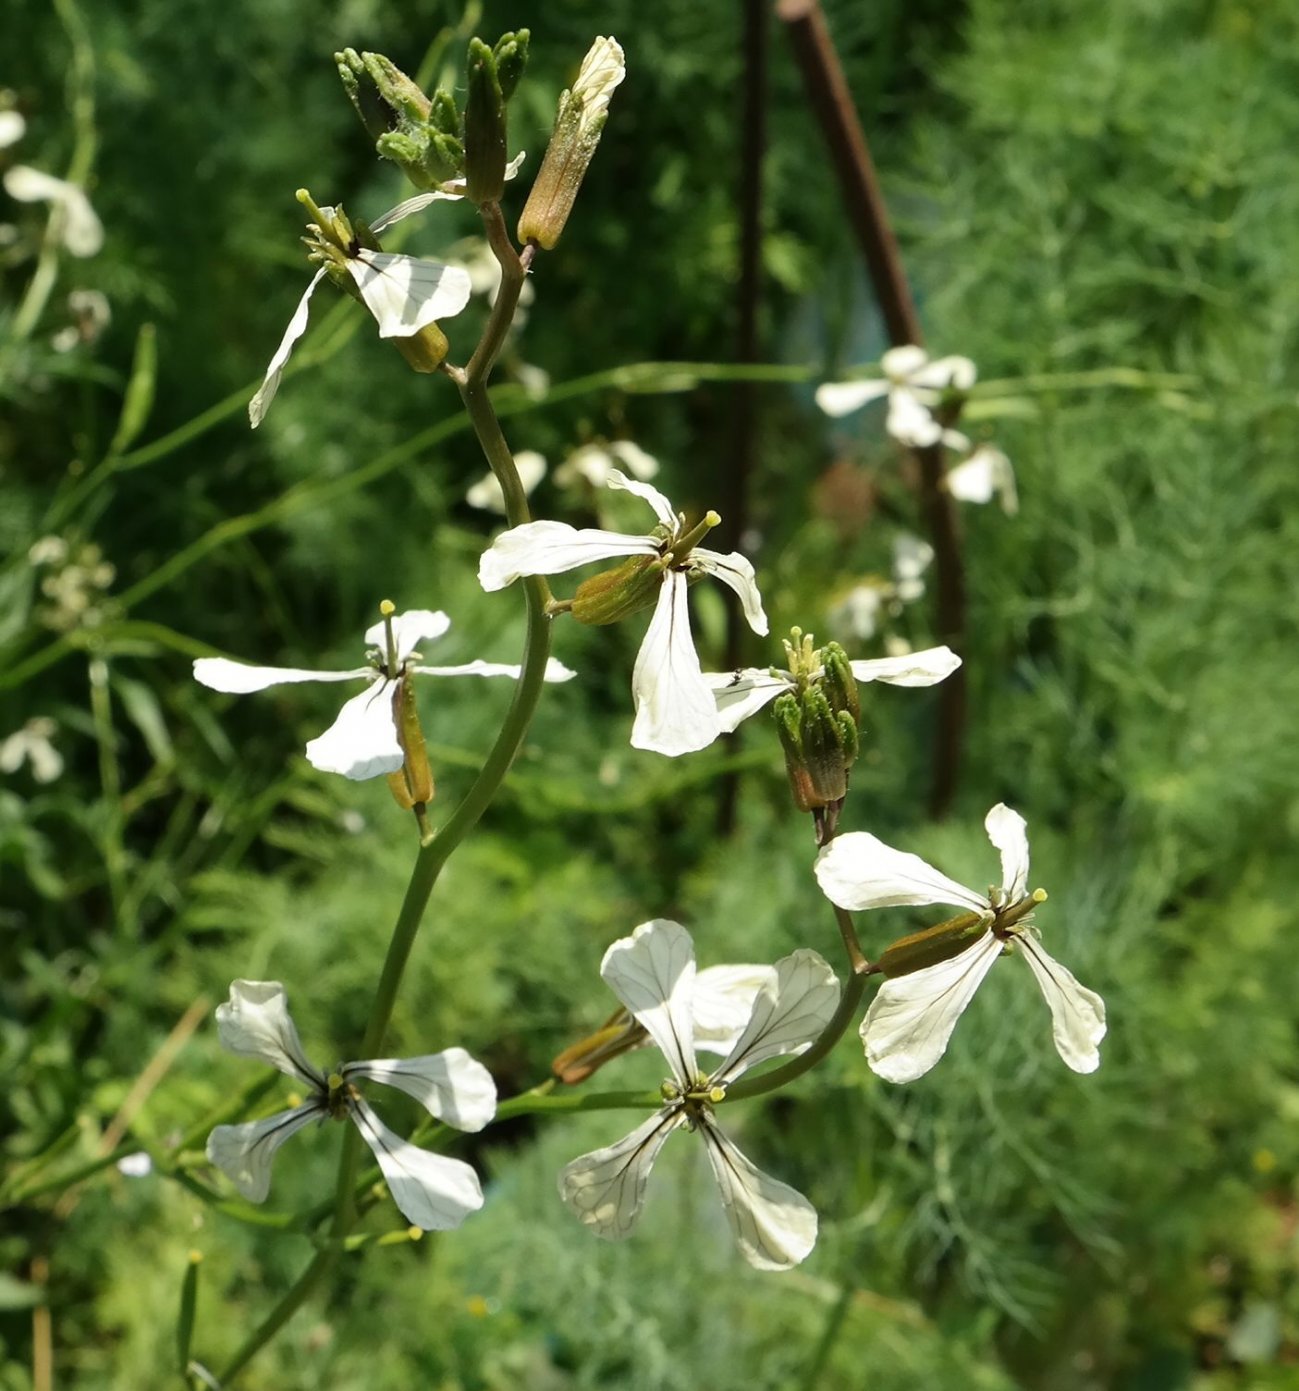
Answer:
[
  {"xmin": 336, "ymin": 33, "xmax": 529, "ymax": 200},
  {"xmin": 771, "ymin": 630, "xmax": 861, "ymax": 837}
]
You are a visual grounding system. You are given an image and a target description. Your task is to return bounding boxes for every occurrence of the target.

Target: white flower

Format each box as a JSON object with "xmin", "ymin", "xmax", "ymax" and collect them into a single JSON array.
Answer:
[
  {"xmin": 946, "ymin": 444, "xmax": 1018, "ymax": 515},
  {"xmin": 558, "ymin": 921, "xmax": 839, "ymax": 1270},
  {"xmin": 2, "ymin": 165, "xmax": 103, "ymax": 257},
  {"xmin": 248, "ymin": 175, "xmax": 529, "ymax": 427},
  {"xmin": 116, "ymin": 1152, "xmax": 153, "ymax": 1178},
  {"xmin": 465, "ymin": 450, "xmax": 547, "ymax": 513},
  {"xmin": 554, "ymin": 439, "xmax": 659, "ymax": 491},
  {"xmin": 815, "ymin": 345, "xmax": 975, "ymax": 448},
  {"xmin": 0, "ymin": 717, "xmax": 63, "ymax": 784},
  {"xmin": 479, "ymin": 471, "xmax": 768, "ymax": 756},
  {"xmin": 193, "ymin": 607, "xmax": 576, "ymax": 780},
  {"xmin": 891, "ymin": 533, "xmax": 933, "ymax": 603},
  {"xmin": 206, "ymin": 981, "xmax": 494, "ymax": 1230},
  {"xmin": 815, "ymin": 804, "xmax": 1106, "ymax": 1083},
  {"xmin": 0, "ymin": 110, "xmax": 26, "ymax": 149},
  {"xmin": 704, "ymin": 644, "xmax": 961, "ymax": 737},
  {"xmin": 570, "ymin": 37, "xmax": 626, "ymax": 138}
]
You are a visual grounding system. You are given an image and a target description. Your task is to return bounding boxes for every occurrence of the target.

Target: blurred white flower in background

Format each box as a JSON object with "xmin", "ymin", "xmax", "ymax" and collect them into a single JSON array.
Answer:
[
  {"xmin": 465, "ymin": 450, "xmax": 548, "ymax": 512},
  {"xmin": 3, "ymin": 165, "xmax": 103, "ymax": 257},
  {"xmin": 0, "ymin": 718, "xmax": 63, "ymax": 784},
  {"xmin": 554, "ymin": 439, "xmax": 659, "ymax": 491},
  {"xmin": 0, "ymin": 109, "xmax": 26, "ymax": 148},
  {"xmin": 946, "ymin": 444, "xmax": 1018, "ymax": 515},
  {"xmin": 816, "ymin": 345, "xmax": 975, "ymax": 448}
]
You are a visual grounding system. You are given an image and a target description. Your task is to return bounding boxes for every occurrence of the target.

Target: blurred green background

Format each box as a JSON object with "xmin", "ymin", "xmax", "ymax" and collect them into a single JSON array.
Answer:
[{"xmin": 3, "ymin": 0, "xmax": 1298, "ymax": 1387}]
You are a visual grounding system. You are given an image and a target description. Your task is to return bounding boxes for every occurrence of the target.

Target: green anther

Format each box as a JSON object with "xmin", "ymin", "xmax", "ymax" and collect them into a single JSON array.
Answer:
[{"xmin": 660, "ymin": 1080, "xmax": 681, "ymax": 1102}]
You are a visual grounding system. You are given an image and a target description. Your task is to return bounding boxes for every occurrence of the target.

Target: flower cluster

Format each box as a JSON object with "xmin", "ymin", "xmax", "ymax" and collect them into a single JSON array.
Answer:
[{"xmin": 816, "ymin": 345, "xmax": 1017, "ymax": 513}]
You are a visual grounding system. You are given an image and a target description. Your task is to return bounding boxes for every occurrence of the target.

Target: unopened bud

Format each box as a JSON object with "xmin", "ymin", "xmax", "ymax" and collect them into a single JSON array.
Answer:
[
  {"xmin": 774, "ymin": 688, "xmax": 856, "ymax": 813},
  {"xmin": 876, "ymin": 911, "xmax": 992, "ymax": 978},
  {"xmin": 336, "ymin": 48, "xmax": 431, "ymax": 132},
  {"xmin": 551, "ymin": 1008, "xmax": 645, "ymax": 1084},
  {"xmin": 517, "ymin": 36, "xmax": 625, "ymax": 250},
  {"xmin": 571, "ymin": 555, "xmax": 664, "ymax": 626},
  {"xmin": 464, "ymin": 38, "xmax": 507, "ymax": 204},
  {"xmin": 820, "ymin": 641, "xmax": 860, "ymax": 727}
]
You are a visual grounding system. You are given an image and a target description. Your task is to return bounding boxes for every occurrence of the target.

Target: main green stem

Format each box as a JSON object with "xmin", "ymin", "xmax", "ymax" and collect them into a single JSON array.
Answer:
[{"xmin": 218, "ymin": 199, "xmax": 549, "ymax": 1386}]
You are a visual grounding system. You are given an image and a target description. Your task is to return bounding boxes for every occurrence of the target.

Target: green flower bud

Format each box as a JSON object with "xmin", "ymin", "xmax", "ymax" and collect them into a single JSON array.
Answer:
[
  {"xmin": 518, "ymin": 36, "xmax": 625, "ymax": 250},
  {"xmin": 875, "ymin": 911, "xmax": 992, "ymax": 978},
  {"xmin": 571, "ymin": 554, "xmax": 665, "ymax": 626},
  {"xmin": 464, "ymin": 38, "xmax": 507, "ymax": 204},
  {"xmin": 820, "ymin": 641, "xmax": 861, "ymax": 727},
  {"xmin": 774, "ymin": 685, "xmax": 857, "ymax": 813}
]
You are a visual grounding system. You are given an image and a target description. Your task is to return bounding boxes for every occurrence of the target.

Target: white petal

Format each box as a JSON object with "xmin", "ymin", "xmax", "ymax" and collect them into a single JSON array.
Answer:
[
  {"xmin": 690, "ymin": 548, "xmax": 769, "ymax": 636},
  {"xmin": 885, "ymin": 388, "xmax": 944, "ymax": 447},
  {"xmin": 345, "ymin": 1047, "xmax": 497, "ymax": 1133},
  {"xmin": 860, "ymin": 931, "xmax": 1002, "ymax": 1082},
  {"xmin": 349, "ymin": 1097, "xmax": 483, "ymax": 1230},
  {"xmin": 192, "ymin": 656, "xmax": 366, "ymax": 694},
  {"xmin": 215, "ymin": 980, "xmax": 323, "ymax": 1085},
  {"xmin": 944, "ymin": 450, "xmax": 997, "ymax": 504},
  {"xmin": 248, "ymin": 267, "xmax": 328, "ymax": 428},
  {"xmin": 630, "ymin": 571, "xmax": 720, "ymax": 757},
  {"xmin": 600, "ymin": 919, "xmax": 699, "ymax": 1086},
  {"xmin": 892, "ymin": 533, "xmax": 934, "ymax": 583},
  {"xmin": 206, "ymin": 1104, "xmax": 323, "ymax": 1203},
  {"xmin": 558, "ymin": 1108, "xmax": 685, "ymax": 1241},
  {"xmin": 908, "ymin": 354, "xmax": 977, "ymax": 391},
  {"xmin": 414, "ymin": 658, "xmax": 577, "ymax": 682},
  {"xmin": 362, "ymin": 608, "xmax": 451, "ymax": 663},
  {"xmin": 304, "ymin": 681, "xmax": 402, "ymax": 780},
  {"xmin": 1016, "ymin": 934, "xmax": 1107, "ymax": 1074},
  {"xmin": 347, "ymin": 252, "xmax": 472, "ymax": 338},
  {"xmin": 880, "ymin": 345, "xmax": 929, "ymax": 380},
  {"xmin": 478, "ymin": 520, "xmax": 656, "ymax": 590},
  {"xmin": 703, "ymin": 668, "xmax": 791, "ymax": 733},
  {"xmin": 698, "ymin": 1121, "xmax": 818, "ymax": 1271},
  {"xmin": 714, "ymin": 950, "xmax": 840, "ymax": 1085},
  {"xmin": 606, "ymin": 469, "xmax": 678, "ymax": 529},
  {"xmin": 815, "ymin": 832, "xmax": 989, "ymax": 913},
  {"xmin": 692, "ymin": 964, "xmax": 778, "ymax": 1055},
  {"xmin": 984, "ymin": 803, "xmax": 1030, "ymax": 902},
  {"xmin": 368, "ymin": 189, "xmax": 463, "ymax": 235},
  {"xmin": 814, "ymin": 379, "xmax": 889, "ymax": 417},
  {"xmin": 849, "ymin": 646, "xmax": 961, "ymax": 688}
]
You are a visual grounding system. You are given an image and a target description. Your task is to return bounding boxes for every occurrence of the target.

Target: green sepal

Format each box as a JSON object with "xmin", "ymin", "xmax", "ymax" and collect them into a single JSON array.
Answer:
[
  {"xmin": 386, "ymin": 673, "xmax": 434, "ymax": 809},
  {"xmin": 571, "ymin": 555, "xmax": 665, "ymax": 626},
  {"xmin": 335, "ymin": 48, "xmax": 393, "ymax": 143},
  {"xmin": 430, "ymin": 89, "xmax": 461, "ymax": 138},
  {"xmin": 876, "ymin": 912, "xmax": 992, "ymax": 978}
]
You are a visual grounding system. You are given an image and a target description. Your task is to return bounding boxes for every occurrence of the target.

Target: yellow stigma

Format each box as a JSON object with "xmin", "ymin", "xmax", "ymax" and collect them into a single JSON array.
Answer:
[
  {"xmin": 1032, "ymin": 888, "xmax": 1048, "ymax": 904},
  {"xmin": 704, "ymin": 510, "xmax": 721, "ymax": 528},
  {"xmin": 379, "ymin": 598, "xmax": 396, "ymax": 617},
  {"xmin": 327, "ymin": 1071, "xmax": 344, "ymax": 1090},
  {"xmin": 708, "ymin": 1085, "xmax": 726, "ymax": 1104}
]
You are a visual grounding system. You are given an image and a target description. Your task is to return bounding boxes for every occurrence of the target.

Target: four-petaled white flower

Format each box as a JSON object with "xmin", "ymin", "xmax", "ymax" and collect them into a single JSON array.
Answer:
[
  {"xmin": 206, "ymin": 980, "xmax": 496, "ymax": 1230},
  {"xmin": 559, "ymin": 920, "xmax": 840, "ymax": 1271},
  {"xmin": 479, "ymin": 471, "xmax": 768, "ymax": 756},
  {"xmin": 193, "ymin": 607, "xmax": 575, "ymax": 780},
  {"xmin": 704, "ymin": 645, "xmax": 961, "ymax": 737},
  {"xmin": 946, "ymin": 444, "xmax": 1019, "ymax": 515},
  {"xmin": 815, "ymin": 804, "xmax": 1106, "ymax": 1083},
  {"xmin": 247, "ymin": 161, "xmax": 528, "ymax": 427},
  {"xmin": 815, "ymin": 345, "xmax": 975, "ymax": 448}
]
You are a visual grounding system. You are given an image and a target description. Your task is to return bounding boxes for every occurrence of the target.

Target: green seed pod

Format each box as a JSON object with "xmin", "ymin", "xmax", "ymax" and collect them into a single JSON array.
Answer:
[
  {"xmin": 876, "ymin": 911, "xmax": 992, "ymax": 978},
  {"xmin": 571, "ymin": 555, "xmax": 664, "ymax": 626}
]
